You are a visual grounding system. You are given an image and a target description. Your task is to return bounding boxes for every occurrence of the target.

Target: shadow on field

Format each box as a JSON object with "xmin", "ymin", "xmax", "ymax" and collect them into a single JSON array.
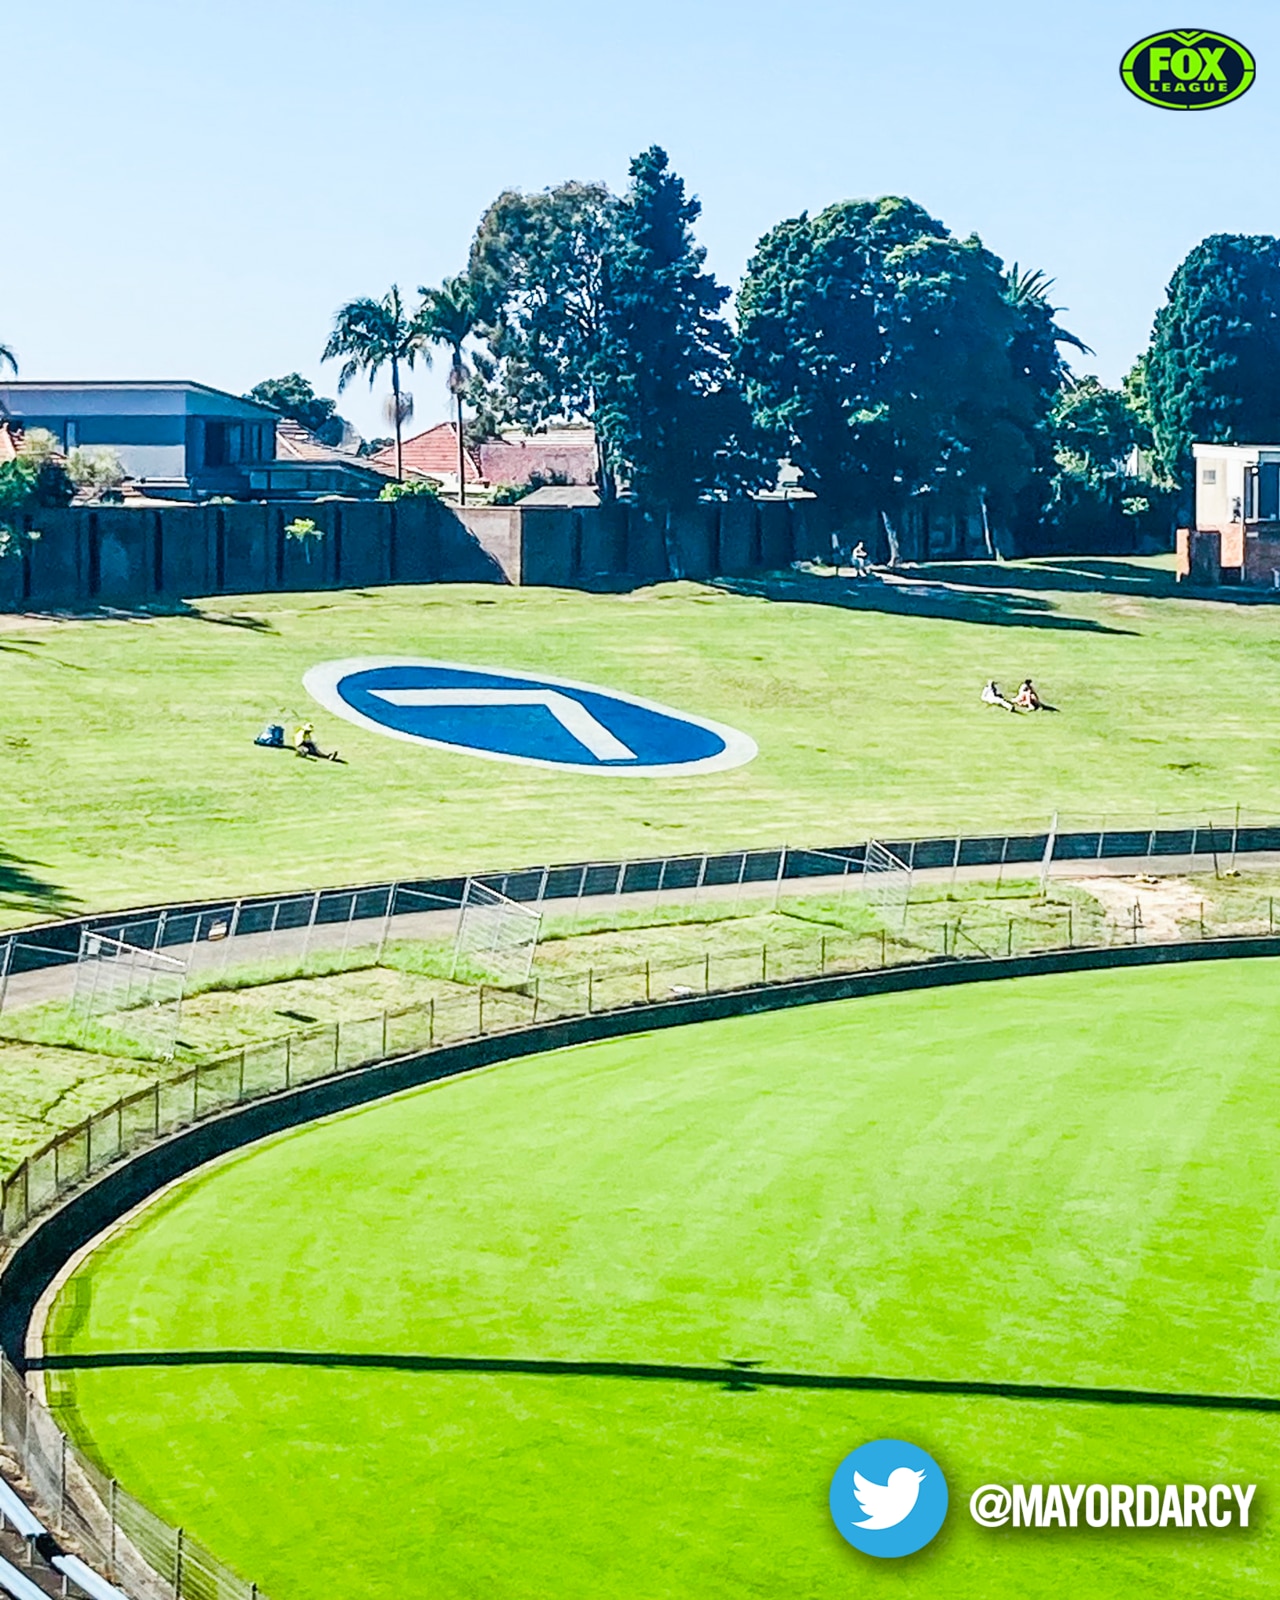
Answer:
[
  {"xmin": 0, "ymin": 849, "xmax": 75, "ymax": 916},
  {"xmin": 714, "ymin": 573, "xmax": 1135, "ymax": 635},
  {"xmin": 920, "ymin": 557, "xmax": 1280, "ymax": 607},
  {"xmin": 36, "ymin": 1349, "xmax": 1279, "ymax": 1414}
]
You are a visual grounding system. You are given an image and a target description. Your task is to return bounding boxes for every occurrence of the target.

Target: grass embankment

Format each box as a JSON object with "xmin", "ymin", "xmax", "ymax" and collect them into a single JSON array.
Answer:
[
  {"xmin": 0, "ymin": 880, "xmax": 1104, "ymax": 1172},
  {"xmin": 45, "ymin": 960, "xmax": 1280, "ymax": 1600},
  {"xmin": 3, "ymin": 557, "xmax": 1280, "ymax": 925}
]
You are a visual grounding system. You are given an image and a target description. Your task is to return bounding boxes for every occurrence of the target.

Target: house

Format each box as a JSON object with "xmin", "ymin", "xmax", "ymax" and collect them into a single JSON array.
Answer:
[
  {"xmin": 248, "ymin": 416, "xmax": 391, "ymax": 500},
  {"xmin": 370, "ymin": 422, "xmax": 483, "ymax": 497},
  {"xmin": 371, "ymin": 422, "xmax": 599, "ymax": 499},
  {"xmin": 1180, "ymin": 441, "xmax": 1280, "ymax": 585},
  {"xmin": 477, "ymin": 426, "xmax": 598, "ymax": 489},
  {"xmin": 0, "ymin": 380, "xmax": 278, "ymax": 500}
]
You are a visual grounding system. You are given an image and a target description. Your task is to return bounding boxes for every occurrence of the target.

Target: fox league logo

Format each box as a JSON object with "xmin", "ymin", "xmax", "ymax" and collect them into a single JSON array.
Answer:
[{"xmin": 829, "ymin": 1439, "xmax": 948, "ymax": 1558}]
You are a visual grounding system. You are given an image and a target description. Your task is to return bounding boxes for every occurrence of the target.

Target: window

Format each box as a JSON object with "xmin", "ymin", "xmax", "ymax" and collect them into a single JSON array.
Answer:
[
  {"xmin": 64, "ymin": 420, "xmax": 79, "ymax": 449},
  {"xmin": 1260, "ymin": 462, "xmax": 1280, "ymax": 520},
  {"xmin": 204, "ymin": 421, "xmax": 228, "ymax": 467},
  {"xmin": 1201, "ymin": 467, "xmax": 1217, "ymax": 484}
]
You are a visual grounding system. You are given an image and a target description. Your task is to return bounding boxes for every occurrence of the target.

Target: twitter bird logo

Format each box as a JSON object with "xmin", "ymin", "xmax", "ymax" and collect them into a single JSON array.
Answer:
[
  {"xmin": 830, "ymin": 1440, "xmax": 948, "ymax": 1558},
  {"xmin": 853, "ymin": 1466, "xmax": 927, "ymax": 1529}
]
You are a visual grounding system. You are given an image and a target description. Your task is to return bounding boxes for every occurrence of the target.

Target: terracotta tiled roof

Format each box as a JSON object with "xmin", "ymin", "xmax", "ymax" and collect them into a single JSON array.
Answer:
[
  {"xmin": 0, "ymin": 423, "xmax": 21, "ymax": 464},
  {"xmin": 370, "ymin": 422, "xmax": 482, "ymax": 482},
  {"xmin": 478, "ymin": 432, "xmax": 597, "ymax": 487}
]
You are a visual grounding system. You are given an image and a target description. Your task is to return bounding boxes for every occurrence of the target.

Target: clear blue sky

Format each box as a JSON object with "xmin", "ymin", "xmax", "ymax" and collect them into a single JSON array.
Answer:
[{"xmin": 6, "ymin": 0, "xmax": 1278, "ymax": 439}]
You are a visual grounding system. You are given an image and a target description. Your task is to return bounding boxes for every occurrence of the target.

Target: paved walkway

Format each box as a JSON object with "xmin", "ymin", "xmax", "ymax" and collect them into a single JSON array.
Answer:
[{"xmin": 3, "ymin": 852, "xmax": 1270, "ymax": 1018}]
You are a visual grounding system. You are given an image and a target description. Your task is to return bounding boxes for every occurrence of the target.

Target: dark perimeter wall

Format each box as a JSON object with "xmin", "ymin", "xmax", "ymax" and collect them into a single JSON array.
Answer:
[{"xmin": 0, "ymin": 496, "xmax": 991, "ymax": 611}]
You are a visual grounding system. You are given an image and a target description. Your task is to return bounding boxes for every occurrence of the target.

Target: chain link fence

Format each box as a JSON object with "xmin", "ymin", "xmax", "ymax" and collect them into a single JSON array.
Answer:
[
  {"xmin": 1, "ymin": 884, "xmax": 1277, "ymax": 1600},
  {"xmin": 3, "ymin": 888, "xmax": 1264, "ymax": 1243},
  {"xmin": 0, "ymin": 1350, "xmax": 261, "ymax": 1600},
  {"xmin": 5, "ymin": 810, "xmax": 1280, "ymax": 1015}
]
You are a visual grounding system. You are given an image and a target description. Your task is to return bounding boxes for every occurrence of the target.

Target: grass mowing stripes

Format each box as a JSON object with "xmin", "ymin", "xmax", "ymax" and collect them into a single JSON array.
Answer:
[{"xmin": 45, "ymin": 960, "xmax": 1280, "ymax": 1598}]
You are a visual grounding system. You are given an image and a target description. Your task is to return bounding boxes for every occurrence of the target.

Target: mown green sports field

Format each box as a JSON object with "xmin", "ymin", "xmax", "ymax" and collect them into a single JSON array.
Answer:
[
  {"xmin": 4, "ymin": 556, "xmax": 1280, "ymax": 928},
  {"xmin": 44, "ymin": 961, "xmax": 1279, "ymax": 1599}
]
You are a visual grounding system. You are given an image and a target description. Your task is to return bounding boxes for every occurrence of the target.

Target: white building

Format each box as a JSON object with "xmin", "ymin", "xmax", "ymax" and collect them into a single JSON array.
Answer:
[{"xmin": 1193, "ymin": 441, "xmax": 1280, "ymax": 533}]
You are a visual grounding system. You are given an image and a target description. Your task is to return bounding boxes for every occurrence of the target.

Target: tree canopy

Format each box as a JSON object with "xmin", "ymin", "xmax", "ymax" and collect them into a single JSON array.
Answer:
[
  {"xmin": 595, "ymin": 146, "xmax": 768, "ymax": 503},
  {"xmin": 467, "ymin": 181, "xmax": 618, "ymax": 444},
  {"xmin": 1146, "ymin": 233, "xmax": 1280, "ymax": 485},
  {"xmin": 246, "ymin": 374, "xmax": 344, "ymax": 444},
  {"xmin": 736, "ymin": 197, "xmax": 1063, "ymax": 540}
]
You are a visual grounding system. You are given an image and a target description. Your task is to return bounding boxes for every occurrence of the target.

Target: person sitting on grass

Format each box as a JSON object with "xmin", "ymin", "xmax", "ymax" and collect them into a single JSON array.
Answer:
[
  {"xmin": 1015, "ymin": 679, "xmax": 1041, "ymax": 711},
  {"xmin": 294, "ymin": 722, "xmax": 341, "ymax": 761},
  {"xmin": 981, "ymin": 680, "xmax": 1017, "ymax": 713}
]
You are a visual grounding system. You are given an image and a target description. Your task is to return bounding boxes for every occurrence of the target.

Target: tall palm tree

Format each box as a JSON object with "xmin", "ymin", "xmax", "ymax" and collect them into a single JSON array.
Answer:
[
  {"xmin": 417, "ymin": 275, "xmax": 480, "ymax": 504},
  {"xmin": 322, "ymin": 286, "xmax": 425, "ymax": 481}
]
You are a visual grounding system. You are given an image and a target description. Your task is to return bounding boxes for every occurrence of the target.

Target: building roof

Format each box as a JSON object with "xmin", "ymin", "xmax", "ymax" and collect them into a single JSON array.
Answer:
[
  {"xmin": 0, "ymin": 380, "xmax": 278, "ymax": 419},
  {"xmin": 370, "ymin": 422, "xmax": 482, "ymax": 483},
  {"xmin": 478, "ymin": 431, "xmax": 597, "ymax": 487},
  {"xmin": 272, "ymin": 416, "xmax": 384, "ymax": 476},
  {"xmin": 519, "ymin": 484, "xmax": 601, "ymax": 508}
]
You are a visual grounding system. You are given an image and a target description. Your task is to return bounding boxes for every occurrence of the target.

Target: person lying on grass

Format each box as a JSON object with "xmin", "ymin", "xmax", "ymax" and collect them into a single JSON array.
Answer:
[
  {"xmin": 293, "ymin": 722, "xmax": 342, "ymax": 762},
  {"xmin": 981, "ymin": 680, "xmax": 1018, "ymax": 712}
]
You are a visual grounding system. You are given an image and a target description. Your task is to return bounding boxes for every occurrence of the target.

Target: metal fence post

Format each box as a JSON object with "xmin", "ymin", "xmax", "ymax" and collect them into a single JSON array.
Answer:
[
  {"xmin": 587, "ymin": 969, "xmax": 594, "ymax": 1014},
  {"xmin": 300, "ymin": 889, "xmax": 322, "ymax": 968},
  {"xmin": 478, "ymin": 986, "xmax": 486, "ymax": 1034},
  {"xmin": 820, "ymin": 936, "xmax": 827, "ymax": 974},
  {"xmin": 284, "ymin": 1034, "xmax": 292, "ymax": 1090},
  {"xmin": 703, "ymin": 952, "xmax": 710, "ymax": 993},
  {"xmin": 109, "ymin": 1479, "xmax": 118, "ymax": 1579},
  {"xmin": 173, "ymin": 1527, "xmax": 184, "ymax": 1600},
  {"xmin": 880, "ymin": 929, "xmax": 887, "ymax": 967},
  {"xmin": 375, "ymin": 883, "xmax": 395, "ymax": 965},
  {"xmin": 381, "ymin": 1011, "xmax": 389, "ymax": 1057},
  {"xmin": 59, "ymin": 1432, "xmax": 67, "ymax": 1525},
  {"xmin": 429, "ymin": 997, "xmax": 435, "ymax": 1048},
  {"xmin": 238, "ymin": 1048, "xmax": 246, "ymax": 1099},
  {"xmin": 332, "ymin": 1022, "xmax": 340, "ymax": 1073},
  {"xmin": 760, "ymin": 944, "xmax": 767, "ymax": 984},
  {"xmin": 644, "ymin": 961, "xmax": 651, "ymax": 1002},
  {"xmin": 0, "ymin": 936, "xmax": 13, "ymax": 1020}
]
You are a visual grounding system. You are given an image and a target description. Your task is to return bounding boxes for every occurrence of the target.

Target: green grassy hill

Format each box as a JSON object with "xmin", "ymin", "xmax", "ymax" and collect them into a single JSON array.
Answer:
[{"xmin": 3, "ymin": 557, "xmax": 1276, "ymax": 926}]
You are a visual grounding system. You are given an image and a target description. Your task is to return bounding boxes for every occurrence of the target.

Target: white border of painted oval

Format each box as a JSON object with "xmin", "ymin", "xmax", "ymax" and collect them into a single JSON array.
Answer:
[{"xmin": 303, "ymin": 658, "xmax": 758, "ymax": 776}]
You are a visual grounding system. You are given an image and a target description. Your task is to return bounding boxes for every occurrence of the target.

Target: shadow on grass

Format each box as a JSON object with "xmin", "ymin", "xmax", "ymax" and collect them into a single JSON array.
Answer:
[
  {"xmin": 919, "ymin": 557, "xmax": 1280, "ymax": 606},
  {"xmin": 0, "ymin": 849, "xmax": 75, "ymax": 917},
  {"xmin": 714, "ymin": 572, "xmax": 1136, "ymax": 635},
  {"xmin": 3, "ymin": 603, "xmax": 276, "ymax": 632},
  {"xmin": 34, "ymin": 1349, "xmax": 1279, "ymax": 1415}
]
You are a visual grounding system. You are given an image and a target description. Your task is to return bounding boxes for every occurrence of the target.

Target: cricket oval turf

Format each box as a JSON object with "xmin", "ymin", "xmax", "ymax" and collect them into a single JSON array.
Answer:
[{"xmin": 44, "ymin": 962, "xmax": 1280, "ymax": 1598}]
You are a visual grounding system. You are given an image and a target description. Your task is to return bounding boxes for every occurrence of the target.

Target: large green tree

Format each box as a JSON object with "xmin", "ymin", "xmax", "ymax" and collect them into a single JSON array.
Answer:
[
  {"xmin": 467, "ymin": 180, "xmax": 619, "ymax": 477},
  {"xmin": 322, "ymin": 286, "xmax": 425, "ymax": 480},
  {"xmin": 1146, "ymin": 234, "xmax": 1280, "ymax": 488},
  {"xmin": 595, "ymin": 146, "xmax": 767, "ymax": 503},
  {"xmin": 245, "ymin": 374, "xmax": 344, "ymax": 444},
  {"xmin": 736, "ymin": 197, "xmax": 1054, "ymax": 551}
]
